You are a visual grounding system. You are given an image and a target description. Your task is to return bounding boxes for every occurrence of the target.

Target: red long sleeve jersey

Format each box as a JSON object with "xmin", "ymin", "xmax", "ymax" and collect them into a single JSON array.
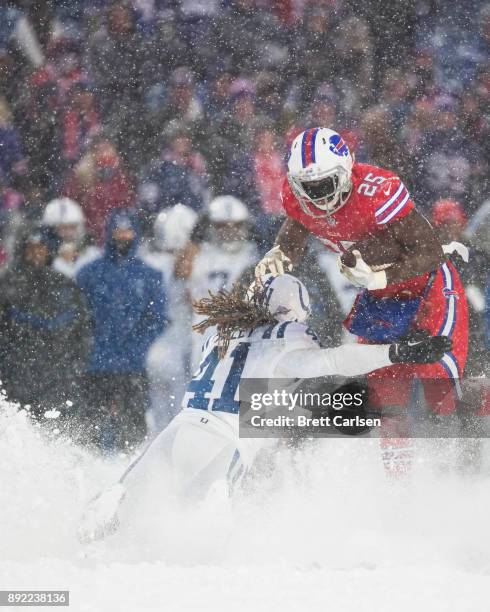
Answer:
[{"xmin": 281, "ymin": 162, "xmax": 429, "ymax": 299}]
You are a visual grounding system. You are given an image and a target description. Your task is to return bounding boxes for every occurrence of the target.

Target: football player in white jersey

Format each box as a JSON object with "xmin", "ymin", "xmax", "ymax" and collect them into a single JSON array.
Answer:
[
  {"xmin": 176, "ymin": 195, "xmax": 258, "ymax": 367},
  {"xmin": 141, "ymin": 204, "xmax": 198, "ymax": 432},
  {"xmin": 79, "ymin": 274, "xmax": 450, "ymax": 541},
  {"xmin": 41, "ymin": 197, "xmax": 100, "ymax": 279}
]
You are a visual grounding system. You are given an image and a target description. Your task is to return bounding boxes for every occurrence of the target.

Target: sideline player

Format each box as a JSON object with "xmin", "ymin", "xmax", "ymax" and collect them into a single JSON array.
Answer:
[
  {"xmin": 141, "ymin": 204, "xmax": 197, "ymax": 432},
  {"xmin": 79, "ymin": 274, "xmax": 450, "ymax": 541},
  {"xmin": 175, "ymin": 195, "xmax": 258, "ymax": 367},
  {"xmin": 255, "ymin": 127, "xmax": 469, "ymax": 471}
]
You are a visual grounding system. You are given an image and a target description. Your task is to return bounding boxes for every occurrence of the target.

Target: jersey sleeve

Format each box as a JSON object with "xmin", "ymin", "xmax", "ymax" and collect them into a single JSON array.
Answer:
[
  {"xmin": 274, "ymin": 343, "xmax": 392, "ymax": 378},
  {"xmin": 373, "ymin": 176, "xmax": 414, "ymax": 226}
]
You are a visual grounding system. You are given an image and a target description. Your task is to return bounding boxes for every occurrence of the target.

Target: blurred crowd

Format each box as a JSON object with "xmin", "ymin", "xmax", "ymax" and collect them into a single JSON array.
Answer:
[{"xmin": 0, "ymin": 0, "xmax": 488, "ymax": 452}]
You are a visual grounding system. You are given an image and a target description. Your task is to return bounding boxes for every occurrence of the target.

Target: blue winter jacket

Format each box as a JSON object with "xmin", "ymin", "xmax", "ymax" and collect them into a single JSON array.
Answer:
[{"xmin": 76, "ymin": 209, "xmax": 167, "ymax": 373}]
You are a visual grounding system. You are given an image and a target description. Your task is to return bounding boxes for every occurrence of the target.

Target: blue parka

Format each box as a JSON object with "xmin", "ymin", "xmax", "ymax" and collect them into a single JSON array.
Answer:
[{"xmin": 76, "ymin": 209, "xmax": 167, "ymax": 373}]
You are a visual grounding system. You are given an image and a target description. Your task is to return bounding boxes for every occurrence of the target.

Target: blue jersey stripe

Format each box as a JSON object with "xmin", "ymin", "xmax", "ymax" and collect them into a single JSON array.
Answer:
[
  {"xmin": 262, "ymin": 323, "xmax": 276, "ymax": 339},
  {"xmin": 276, "ymin": 321, "xmax": 293, "ymax": 338}
]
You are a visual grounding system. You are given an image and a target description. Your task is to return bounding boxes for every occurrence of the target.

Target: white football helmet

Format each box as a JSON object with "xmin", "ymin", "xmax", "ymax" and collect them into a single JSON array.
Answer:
[
  {"xmin": 287, "ymin": 127, "xmax": 353, "ymax": 218},
  {"xmin": 154, "ymin": 204, "xmax": 197, "ymax": 251},
  {"xmin": 41, "ymin": 197, "xmax": 85, "ymax": 242},
  {"xmin": 42, "ymin": 197, "xmax": 85, "ymax": 226},
  {"xmin": 207, "ymin": 195, "xmax": 250, "ymax": 252},
  {"xmin": 208, "ymin": 195, "xmax": 249, "ymax": 223},
  {"xmin": 249, "ymin": 273, "xmax": 310, "ymax": 323}
]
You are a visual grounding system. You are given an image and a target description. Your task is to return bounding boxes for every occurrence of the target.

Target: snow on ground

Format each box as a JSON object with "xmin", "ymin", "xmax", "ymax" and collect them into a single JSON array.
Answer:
[{"xmin": 1, "ymin": 399, "xmax": 490, "ymax": 612}]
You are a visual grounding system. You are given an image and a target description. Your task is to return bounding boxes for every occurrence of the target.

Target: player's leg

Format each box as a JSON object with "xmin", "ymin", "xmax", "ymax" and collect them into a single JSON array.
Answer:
[
  {"xmin": 367, "ymin": 365, "xmax": 415, "ymax": 477},
  {"xmin": 415, "ymin": 261, "xmax": 469, "ymax": 417},
  {"xmin": 412, "ymin": 262, "xmax": 471, "ymax": 468},
  {"xmin": 376, "ymin": 263, "xmax": 469, "ymax": 467},
  {"xmin": 79, "ymin": 411, "xmax": 244, "ymax": 541},
  {"xmin": 115, "ymin": 412, "xmax": 246, "ymax": 540}
]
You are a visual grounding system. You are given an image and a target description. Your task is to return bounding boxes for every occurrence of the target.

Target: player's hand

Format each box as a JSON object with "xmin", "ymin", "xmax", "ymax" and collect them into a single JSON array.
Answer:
[
  {"xmin": 389, "ymin": 331, "xmax": 452, "ymax": 364},
  {"xmin": 442, "ymin": 241, "xmax": 469, "ymax": 263},
  {"xmin": 255, "ymin": 245, "xmax": 292, "ymax": 277},
  {"xmin": 337, "ymin": 250, "xmax": 387, "ymax": 290}
]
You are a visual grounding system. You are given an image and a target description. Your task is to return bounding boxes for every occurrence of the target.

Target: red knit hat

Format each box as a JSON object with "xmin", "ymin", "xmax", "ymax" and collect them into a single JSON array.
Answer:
[{"xmin": 431, "ymin": 199, "xmax": 467, "ymax": 228}]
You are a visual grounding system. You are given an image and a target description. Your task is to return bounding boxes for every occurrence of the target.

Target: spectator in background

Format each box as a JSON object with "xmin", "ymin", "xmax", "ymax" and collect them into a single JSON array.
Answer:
[
  {"xmin": 410, "ymin": 49, "xmax": 437, "ymax": 99},
  {"xmin": 209, "ymin": 80, "xmax": 263, "ymax": 208},
  {"xmin": 47, "ymin": 37, "xmax": 87, "ymax": 100},
  {"xmin": 378, "ymin": 68, "xmax": 412, "ymax": 131},
  {"xmin": 76, "ymin": 208, "xmax": 167, "ymax": 451},
  {"xmin": 61, "ymin": 84, "xmax": 100, "ymax": 165},
  {"xmin": 413, "ymin": 95, "xmax": 485, "ymax": 213},
  {"xmin": 289, "ymin": 4, "xmax": 338, "ymax": 110},
  {"xmin": 403, "ymin": 98, "xmax": 436, "ymax": 155},
  {"xmin": 205, "ymin": 0, "xmax": 287, "ymax": 76},
  {"xmin": 64, "ymin": 137, "xmax": 134, "ymax": 243},
  {"xmin": 86, "ymin": 1, "xmax": 152, "ymax": 167},
  {"xmin": 0, "ymin": 97, "xmax": 27, "ymax": 188},
  {"xmin": 202, "ymin": 71, "xmax": 234, "ymax": 122},
  {"xmin": 144, "ymin": 67, "xmax": 205, "ymax": 161},
  {"xmin": 255, "ymin": 72, "xmax": 285, "ymax": 121},
  {"xmin": 21, "ymin": 65, "xmax": 63, "ymax": 194},
  {"xmin": 253, "ymin": 126, "xmax": 284, "ymax": 218},
  {"xmin": 307, "ymin": 85, "xmax": 339, "ymax": 130},
  {"xmin": 139, "ymin": 123, "xmax": 208, "ymax": 222},
  {"xmin": 178, "ymin": 0, "xmax": 219, "ymax": 75},
  {"xmin": 333, "ymin": 16, "xmax": 374, "ymax": 117},
  {"xmin": 353, "ymin": 1, "xmax": 416, "ymax": 78},
  {"xmin": 86, "ymin": 1, "xmax": 150, "ymax": 116},
  {"xmin": 0, "ymin": 228, "xmax": 90, "ymax": 421},
  {"xmin": 359, "ymin": 105, "xmax": 411, "ymax": 182},
  {"xmin": 149, "ymin": 10, "xmax": 188, "ymax": 83},
  {"xmin": 0, "ymin": 172, "xmax": 23, "ymax": 270}
]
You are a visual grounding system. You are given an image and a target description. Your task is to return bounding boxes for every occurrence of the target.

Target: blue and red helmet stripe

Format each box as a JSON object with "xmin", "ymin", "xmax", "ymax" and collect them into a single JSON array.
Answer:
[{"xmin": 301, "ymin": 128, "xmax": 320, "ymax": 167}]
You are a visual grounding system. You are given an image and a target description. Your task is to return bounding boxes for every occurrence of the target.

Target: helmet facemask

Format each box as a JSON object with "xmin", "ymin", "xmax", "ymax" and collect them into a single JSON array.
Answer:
[{"xmin": 288, "ymin": 166, "xmax": 352, "ymax": 219}]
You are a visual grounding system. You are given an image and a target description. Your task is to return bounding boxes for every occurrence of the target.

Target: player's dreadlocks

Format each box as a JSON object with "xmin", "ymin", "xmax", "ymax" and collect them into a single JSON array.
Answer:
[{"xmin": 193, "ymin": 282, "xmax": 276, "ymax": 358}]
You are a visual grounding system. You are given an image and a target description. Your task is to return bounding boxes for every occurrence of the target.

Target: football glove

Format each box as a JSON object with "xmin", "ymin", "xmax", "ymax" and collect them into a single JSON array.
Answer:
[
  {"xmin": 389, "ymin": 331, "xmax": 452, "ymax": 364},
  {"xmin": 442, "ymin": 241, "xmax": 469, "ymax": 263},
  {"xmin": 255, "ymin": 245, "xmax": 293, "ymax": 277}
]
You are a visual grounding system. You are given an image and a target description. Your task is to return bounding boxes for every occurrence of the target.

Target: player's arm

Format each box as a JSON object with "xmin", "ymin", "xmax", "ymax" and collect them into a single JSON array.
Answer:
[
  {"xmin": 174, "ymin": 212, "xmax": 209, "ymax": 279},
  {"xmin": 174, "ymin": 241, "xmax": 200, "ymax": 279},
  {"xmin": 274, "ymin": 334, "xmax": 451, "ymax": 378},
  {"xmin": 275, "ymin": 217, "xmax": 309, "ymax": 264},
  {"xmin": 340, "ymin": 209, "xmax": 445, "ymax": 290},
  {"xmin": 383, "ymin": 210, "xmax": 445, "ymax": 285},
  {"xmin": 255, "ymin": 217, "xmax": 309, "ymax": 277}
]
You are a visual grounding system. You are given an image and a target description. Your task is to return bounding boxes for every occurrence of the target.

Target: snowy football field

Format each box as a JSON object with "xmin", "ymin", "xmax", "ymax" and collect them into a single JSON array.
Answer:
[{"xmin": 1, "ymin": 402, "xmax": 489, "ymax": 612}]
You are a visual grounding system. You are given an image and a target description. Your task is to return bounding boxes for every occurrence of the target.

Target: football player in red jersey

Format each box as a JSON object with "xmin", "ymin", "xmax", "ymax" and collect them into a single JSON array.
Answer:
[{"xmin": 255, "ymin": 127, "xmax": 469, "ymax": 472}]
